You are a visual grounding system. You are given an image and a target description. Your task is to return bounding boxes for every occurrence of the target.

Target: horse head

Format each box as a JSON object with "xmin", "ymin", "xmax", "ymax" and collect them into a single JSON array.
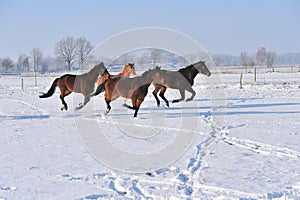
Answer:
[
  {"xmin": 193, "ymin": 61, "xmax": 211, "ymax": 77},
  {"xmin": 123, "ymin": 63, "xmax": 136, "ymax": 75},
  {"xmin": 94, "ymin": 62, "xmax": 108, "ymax": 75}
]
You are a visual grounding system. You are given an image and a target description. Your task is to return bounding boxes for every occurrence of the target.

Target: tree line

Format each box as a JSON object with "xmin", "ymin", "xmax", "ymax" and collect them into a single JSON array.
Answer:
[
  {"xmin": 212, "ymin": 47, "xmax": 300, "ymax": 68},
  {"xmin": 0, "ymin": 36, "xmax": 93, "ymax": 73},
  {"xmin": 1, "ymin": 38, "xmax": 300, "ymax": 74}
]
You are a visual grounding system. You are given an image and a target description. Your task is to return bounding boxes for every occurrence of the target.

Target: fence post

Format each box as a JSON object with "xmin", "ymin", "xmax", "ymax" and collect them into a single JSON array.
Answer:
[
  {"xmin": 21, "ymin": 78, "xmax": 24, "ymax": 90},
  {"xmin": 240, "ymin": 73, "xmax": 243, "ymax": 89},
  {"xmin": 254, "ymin": 67, "xmax": 257, "ymax": 82}
]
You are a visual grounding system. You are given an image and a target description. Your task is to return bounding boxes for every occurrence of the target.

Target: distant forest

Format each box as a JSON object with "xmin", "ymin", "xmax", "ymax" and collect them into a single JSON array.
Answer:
[
  {"xmin": 0, "ymin": 35, "xmax": 299, "ymax": 74},
  {"xmin": 210, "ymin": 52, "xmax": 300, "ymax": 67}
]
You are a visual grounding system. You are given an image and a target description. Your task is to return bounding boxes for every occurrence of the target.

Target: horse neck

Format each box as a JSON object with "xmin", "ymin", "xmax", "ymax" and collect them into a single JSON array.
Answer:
[
  {"xmin": 118, "ymin": 67, "xmax": 131, "ymax": 77},
  {"xmin": 180, "ymin": 65, "xmax": 199, "ymax": 80},
  {"xmin": 87, "ymin": 68, "xmax": 102, "ymax": 82},
  {"xmin": 118, "ymin": 71, "xmax": 130, "ymax": 77}
]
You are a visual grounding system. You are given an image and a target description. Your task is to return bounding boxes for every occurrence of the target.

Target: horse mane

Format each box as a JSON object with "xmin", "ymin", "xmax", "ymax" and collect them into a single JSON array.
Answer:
[
  {"xmin": 178, "ymin": 63, "xmax": 195, "ymax": 73},
  {"xmin": 141, "ymin": 66, "xmax": 160, "ymax": 77},
  {"xmin": 178, "ymin": 61, "xmax": 206, "ymax": 73},
  {"xmin": 89, "ymin": 63, "xmax": 105, "ymax": 73},
  {"xmin": 83, "ymin": 63, "xmax": 106, "ymax": 82}
]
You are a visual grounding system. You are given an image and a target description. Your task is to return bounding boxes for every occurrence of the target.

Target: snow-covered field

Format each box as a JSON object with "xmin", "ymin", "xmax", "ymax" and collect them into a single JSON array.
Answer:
[{"xmin": 1, "ymin": 71, "xmax": 300, "ymax": 199}]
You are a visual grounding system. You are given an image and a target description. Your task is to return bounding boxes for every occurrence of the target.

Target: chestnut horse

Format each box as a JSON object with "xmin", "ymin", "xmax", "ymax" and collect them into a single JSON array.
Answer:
[
  {"xmin": 39, "ymin": 62, "xmax": 109, "ymax": 110},
  {"xmin": 92, "ymin": 63, "xmax": 136, "ymax": 96},
  {"xmin": 96, "ymin": 67, "xmax": 162, "ymax": 117},
  {"xmin": 152, "ymin": 61, "xmax": 211, "ymax": 107}
]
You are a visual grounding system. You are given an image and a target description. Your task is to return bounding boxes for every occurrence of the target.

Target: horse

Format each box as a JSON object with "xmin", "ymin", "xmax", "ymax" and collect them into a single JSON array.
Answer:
[
  {"xmin": 39, "ymin": 62, "xmax": 109, "ymax": 111},
  {"xmin": 96, "ymin": 67, "xmax": 162, "ymax": 118},
  {"xmin": 152, "ymin": 61, "xmax": 211, "ymax": 107},
  {"xmin": 92, "ymin": 63, "xmax": 136, "ymax": 96}
]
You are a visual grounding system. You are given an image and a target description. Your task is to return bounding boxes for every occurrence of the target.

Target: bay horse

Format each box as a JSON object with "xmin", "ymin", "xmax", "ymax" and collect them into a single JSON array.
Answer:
[
  {"xmin": 152, "ymin": 61, "xmax": 211, "ymax": 107},
  {"xmin": 92, "ymin": 63, "xmax": 136, "ymax": 96},
  {"xmin": 96, "ymin": 67, "xmax": 162, "ymax": 117},
  {"xmin": 39, "ymin": 62, "xmax": 109, "ymax": 110}
]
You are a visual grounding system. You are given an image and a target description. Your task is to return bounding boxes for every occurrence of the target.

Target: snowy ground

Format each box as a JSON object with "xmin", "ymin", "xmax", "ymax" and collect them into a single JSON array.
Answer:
[{"xmin": 0, "ymin": 71, "xmax": 300, "ymax": 199}]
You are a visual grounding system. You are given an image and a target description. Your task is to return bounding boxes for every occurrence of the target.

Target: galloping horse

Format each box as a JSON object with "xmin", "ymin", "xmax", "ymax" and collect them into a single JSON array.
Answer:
[
  {"xmin": 92, "ymin": 63, "xmax": 136, "ymax": 96},
  {"xmin": 96, "ymin": 67, "xmax": 162, "ymax": 117},
  {"xmin": 39, "ymin": 62, "xmax": 109, "ymax": 110},
  {"xmin": 152, "ymin": 61, "xmax": 211, "ymax": 107}
]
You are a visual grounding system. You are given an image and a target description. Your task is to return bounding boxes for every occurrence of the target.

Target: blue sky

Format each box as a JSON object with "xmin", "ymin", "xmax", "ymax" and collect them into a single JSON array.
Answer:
[{"xmin": 0, "ymin": 0, "xmax": 299, "ymax": 60}]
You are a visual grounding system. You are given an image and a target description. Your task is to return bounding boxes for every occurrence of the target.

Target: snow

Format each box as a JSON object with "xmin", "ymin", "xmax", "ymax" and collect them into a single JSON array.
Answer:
[{"xmin": 0, "ymin": 71, "xmax": 300, "ymax": 199}]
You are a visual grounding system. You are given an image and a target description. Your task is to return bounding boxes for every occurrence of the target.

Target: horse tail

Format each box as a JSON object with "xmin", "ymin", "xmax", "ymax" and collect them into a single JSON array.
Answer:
[
  {"xmin": 39, "ymin": 78, "xmax": 59, "ymax": 98},
  {"xmin": 91, "ymin": 80, "xmax": 106, "ymax": 96}
]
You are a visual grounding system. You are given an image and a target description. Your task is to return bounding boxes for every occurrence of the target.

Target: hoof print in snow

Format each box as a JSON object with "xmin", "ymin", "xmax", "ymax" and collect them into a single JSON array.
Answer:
[
  {"xmin": 145, "ymin": 172, "xmax": 154, "ymax": 177},
  {"xmin": 177, "ymin": 173, "xmax": 189, "ymax": 183}
]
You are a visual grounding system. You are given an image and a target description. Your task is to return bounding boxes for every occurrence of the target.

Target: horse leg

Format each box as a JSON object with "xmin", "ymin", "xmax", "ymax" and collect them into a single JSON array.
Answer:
[
  {"xmin": 60, "ymin": 95, "xmax": 68, "ymax": 111},
  {"xmin": 133, "ymin": 98, "xmax": 143, "ymax": 118},
  {"xmin": 172, "ymin": 89, "xmax": 185, "ymax": 103},
  {"xmin": 152, "ymin": 86, "xmax": 161, "ymax": 107},
  {"xmin": 133, "ymin": 105, "xmax": 140, "ymax": 118},
  {"xmin": 123, "ymin": 104, "xmax": 135, "ymax": 110},
  {"xmin": 159, "ymin": 86, "xmax": 169, "ymax": 107},
  {"xmin": 59, "ymin": 86, "xmax": 71, "ymax": 111},
  {"xmin": 123, "ymin": 98, "xmax": 136, "ymax": 110},
  {"xmin": 186, "ymin": 87, "xmax": 196, "ymax": 102},
  {"xmin": 75, "ymin": 95, "xmax": 90, "ymax": 110},
  {"xmin": 123, "ymin": 97, "xmax": 142, "ymax": 117},
  {"xmin": 104, "ymin": 98, "xmax": 111, "ymax": 115}
]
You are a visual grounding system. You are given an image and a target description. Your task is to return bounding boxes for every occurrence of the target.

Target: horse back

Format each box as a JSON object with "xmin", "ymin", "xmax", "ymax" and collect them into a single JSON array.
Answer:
[{"xmin": 159, "ymin": 70, "xmax": 192, "ymax": 89}]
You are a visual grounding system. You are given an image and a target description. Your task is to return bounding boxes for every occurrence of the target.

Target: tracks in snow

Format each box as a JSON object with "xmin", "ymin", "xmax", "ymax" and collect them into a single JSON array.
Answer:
[
  {"xmin": 94, "ymin": 114, "xmax": 300, "ymax": 160},
  {"xmin": 6, "ymin": 96, "xmax": 299, "ymax": 198},
  {"xmin": 221, "ymin": 133, "xmax": 300, "ymax": 159}
]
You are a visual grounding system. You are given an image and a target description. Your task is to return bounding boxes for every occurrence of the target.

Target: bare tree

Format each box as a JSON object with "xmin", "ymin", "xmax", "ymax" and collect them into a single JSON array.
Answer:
[
  {"xmin": 31, "ymin": 48, "xmax": 43, "ymax": 86},
  {"xmin": 256, "ymin": 47, "xmax": 267, "ymax": 66},
  {"xmin": 1, "ymin": 57, "xmax": 14, "ymax": 73},
  {"xmin": 55, "ymin": 36, "xmax": 77, "ymax": 71},
  {"xmin": 151, "ymin": 49, "xmax": 161, "ymax": 66},
  {"xmin": 239, "ymin": 51, "xmax": 248, "ymax": 66},
  {"xmin": 76, "ymin": 37, "xmax": 94, "ymax": 70},
  {"xmin": 137, "ymin": 54, "xmax": 145, "ymax": 66},
  {"xmin": 31, "ymin": 48, "xmax": 43, "ymax": 72},
  {"xmin": 212, "ymin": 54, "xmax": 222, "ymax": 66},
  {"xmin": 267, "ymin": 51, "xmax": 276, "ymax": 71},
  {"xmin": 18, "ymin": 54, "xmax": 30, "ymax": 72}
]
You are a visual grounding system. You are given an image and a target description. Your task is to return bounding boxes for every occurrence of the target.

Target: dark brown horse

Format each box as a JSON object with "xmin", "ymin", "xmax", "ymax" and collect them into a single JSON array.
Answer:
[
  {"xmin": 92, "ymin": 63, "xmax": 136, "ymax": 96},
  {"xmin": 39, "ymin": 62, "xmax": 109, "ymax": 110},
  {"xmin": 96, "ymin": 67, "xmax": 162, "ymax": 117},
  {"xmin": 152, "ymin": 61, "xmax": 211, "ymax": 107}
]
